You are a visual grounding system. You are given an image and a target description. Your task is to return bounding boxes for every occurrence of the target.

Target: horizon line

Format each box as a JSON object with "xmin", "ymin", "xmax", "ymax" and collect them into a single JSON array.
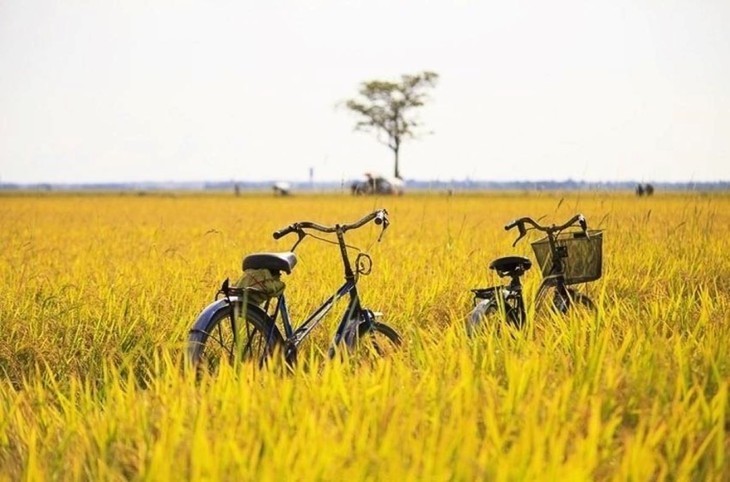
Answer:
[{"xmin": 2, "ymin": 178, "xmax": 729, "ymax": 188}]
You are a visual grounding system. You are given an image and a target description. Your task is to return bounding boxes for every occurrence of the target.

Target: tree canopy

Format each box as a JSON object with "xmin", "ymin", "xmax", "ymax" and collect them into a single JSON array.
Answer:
[{"xmin": 345, "ymin": 71, "xmax": 438, "ymax": 179}]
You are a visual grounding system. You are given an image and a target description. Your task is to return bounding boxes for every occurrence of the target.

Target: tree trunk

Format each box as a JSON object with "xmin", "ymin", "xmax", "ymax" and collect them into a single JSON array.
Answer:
[{"xmin": 393, "ymin": 146, "xmax": 400, "ymax": 179}]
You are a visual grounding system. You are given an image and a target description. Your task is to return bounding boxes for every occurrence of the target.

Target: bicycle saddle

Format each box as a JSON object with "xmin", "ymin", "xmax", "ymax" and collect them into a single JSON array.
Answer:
[
  {"xmin": 489, "ymin": 256, "xmax": 532, "ymax": 278},
  {"xmin": 243, "ymin": 252, "xmax": 298, "ymax": 274}
]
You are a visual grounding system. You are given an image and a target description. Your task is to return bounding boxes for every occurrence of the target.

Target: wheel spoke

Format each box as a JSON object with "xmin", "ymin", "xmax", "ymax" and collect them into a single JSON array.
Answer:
[{"xmin": 188, "ymin": 307, "xmax": 282, "ymax": 375}]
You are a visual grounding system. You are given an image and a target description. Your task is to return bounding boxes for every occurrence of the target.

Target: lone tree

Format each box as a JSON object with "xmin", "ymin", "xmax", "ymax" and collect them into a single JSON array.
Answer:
[{"xmin": 345, "ymin": 71, "xmax": 438, "ymax": 179}]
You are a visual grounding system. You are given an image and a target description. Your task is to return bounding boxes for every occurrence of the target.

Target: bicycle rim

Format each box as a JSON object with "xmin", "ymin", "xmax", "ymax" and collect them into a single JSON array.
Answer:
[
  {"xmin": 355, "ymin": 321, "xmax": 402, "ymax": 359},
  {"xmin": 468, "ymin": 298, "xmax": 523, "ymax": 335},
  {"xmin": 188, "ymin": 306, "xmax": 282, "ymax": 374},
  {"xmin": 562, "ymin": 288, "xmax": 596, "ymax": 314},
  {"xmin": 545, "ymin": 286, "xmax": 596, "ymax": 315}
]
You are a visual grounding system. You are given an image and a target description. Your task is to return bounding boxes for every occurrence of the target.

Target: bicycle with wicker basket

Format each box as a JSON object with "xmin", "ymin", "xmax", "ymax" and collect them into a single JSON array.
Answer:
[{"xmin": 468, "ymin": 214, "xmax": 603, "ymax": 333}]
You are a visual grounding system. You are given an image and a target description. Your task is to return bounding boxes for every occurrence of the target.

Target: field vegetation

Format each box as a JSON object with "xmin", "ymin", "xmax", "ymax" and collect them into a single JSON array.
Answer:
[{"xmin": 0, "ymin": 192, "xmax": 728, "ymax": 480}]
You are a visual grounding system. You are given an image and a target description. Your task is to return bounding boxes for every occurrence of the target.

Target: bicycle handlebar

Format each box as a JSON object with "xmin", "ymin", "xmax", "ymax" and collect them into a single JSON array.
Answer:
[
  {"xmin": 273, "ymin": 209, "xmax": 390, "ymax": 240},
  {"xmin": 504, "ymin": 214, "xmax": 587, "ymax": 246}
]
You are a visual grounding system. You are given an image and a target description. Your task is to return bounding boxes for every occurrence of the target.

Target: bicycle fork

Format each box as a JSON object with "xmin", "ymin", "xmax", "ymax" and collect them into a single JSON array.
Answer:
[
  {"xmin": 328, "ymin": 306, "xmax": 380, "ymax": 358},
  {"xmin": 535, "ymin": 276, "xmax": 572, "ymax": 314}
]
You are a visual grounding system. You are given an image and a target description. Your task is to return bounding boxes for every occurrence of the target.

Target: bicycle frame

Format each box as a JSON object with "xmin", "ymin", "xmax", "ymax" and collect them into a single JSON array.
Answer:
[
  {"xmin": 271, "ymin": 276, "xmax": 364, "ymax": 354},
  {"xmin": 473, "ymin": 278, "xmax": 528, "ymax": 328},
  {"xmin": 267, "ymin": 220, "xmax": 379, "ymax": 360}
]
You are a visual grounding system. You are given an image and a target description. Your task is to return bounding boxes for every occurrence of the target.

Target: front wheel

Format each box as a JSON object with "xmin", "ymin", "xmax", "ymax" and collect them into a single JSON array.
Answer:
[
  {"xmin": 355, "ymin": 321, "xmax": 402, "ymax": 358},
  {"xmin": 553, "ymin": 287, "xmax": 596, "ymax": 314},
  {"xmin": 187, "ymin": 303, "xmax": 284, "ymax": 374}
]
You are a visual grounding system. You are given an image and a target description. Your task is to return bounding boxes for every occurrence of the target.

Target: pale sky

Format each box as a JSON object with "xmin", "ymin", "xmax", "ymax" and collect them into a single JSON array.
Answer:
[{"xmin": 1, "ymin": 0, "xmax": 729, "ymax": 184}]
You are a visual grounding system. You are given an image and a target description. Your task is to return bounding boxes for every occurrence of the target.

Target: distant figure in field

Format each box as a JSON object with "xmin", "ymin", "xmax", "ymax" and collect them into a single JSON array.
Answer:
[
  {"xmin": 273, "ymin": 182, "xmax": 291, "ymax": 196},
  {"xmin": 645, "ymin": 183, "xmax": 654, "ymax": 196},
  {"xmin": 636, "ymin": 184, "xmax": 645, "ymax": 197},
  {"xmin": 350, "ymin": 172, "xmax": 404, "ymax": 195}
]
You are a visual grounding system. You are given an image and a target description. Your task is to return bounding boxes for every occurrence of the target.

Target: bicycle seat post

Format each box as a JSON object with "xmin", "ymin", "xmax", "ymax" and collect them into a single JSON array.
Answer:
[{"xmin": 507, "ymin": 272, "xmax": 523, "ymax": 292}]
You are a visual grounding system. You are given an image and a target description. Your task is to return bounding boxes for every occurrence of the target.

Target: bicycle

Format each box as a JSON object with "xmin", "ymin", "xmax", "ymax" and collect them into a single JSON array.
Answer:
[
  {"xmin": 467, "ymin": 214, "xmax": 603, "ymax": 333},
  {"xmin": 187, "ymin": 209, "xmax": 401, "ymax": 373}
]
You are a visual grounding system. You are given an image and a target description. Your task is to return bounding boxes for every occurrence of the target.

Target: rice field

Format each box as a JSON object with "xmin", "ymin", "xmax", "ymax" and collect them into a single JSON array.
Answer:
[{"xmin": 0, "ymin": 191, "xmax": 728, "ymax": 480}]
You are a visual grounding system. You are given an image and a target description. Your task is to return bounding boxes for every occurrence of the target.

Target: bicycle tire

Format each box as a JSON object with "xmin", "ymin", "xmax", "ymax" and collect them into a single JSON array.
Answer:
[
  {"xmin": 553, "ymin": 287, "xmax": 596, "ymax": 314},
  {"xmin": 187, "ymin": 304, "xmax": 283, "ymax": 373},
  {"xmin": 565, "ymin": 288, "xmax": 596, "ymax": 312},
  {"xmin": 355, "ymin": 321, "xmax": 402, "ymax": 358},
  {"xmin": 467, "ymin": 298, "xmax": 523, "ymax": 335}
]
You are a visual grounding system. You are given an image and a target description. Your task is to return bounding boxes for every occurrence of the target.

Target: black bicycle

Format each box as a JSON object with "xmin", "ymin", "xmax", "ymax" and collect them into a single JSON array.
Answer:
[
  {"xmin": 468, "ymin": 214, "xmax": 602, "ymax": 333},
  {"xmin": 187, "ymin": 209, "xmax": 401, "ymax": 373}
]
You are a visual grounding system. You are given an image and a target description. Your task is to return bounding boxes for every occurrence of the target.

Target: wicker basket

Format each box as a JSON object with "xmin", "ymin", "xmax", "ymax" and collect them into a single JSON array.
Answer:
[{"xmin": 530, "ymin": 230, "xmax": 603, "ymax": 284}]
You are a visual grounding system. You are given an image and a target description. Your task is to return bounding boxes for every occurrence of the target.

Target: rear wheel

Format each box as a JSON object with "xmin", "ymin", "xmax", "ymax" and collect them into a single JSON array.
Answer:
[
  {"xmin": 187, "ymin": 305, "xmax": 283, "ymax": 374},
  {"xmin": 468, "ymin": 299, "xmax": 498, "ymax": 336},
  {"xmin": 467, "ymin": 297, "xmax": 524, "ymax": 336}
]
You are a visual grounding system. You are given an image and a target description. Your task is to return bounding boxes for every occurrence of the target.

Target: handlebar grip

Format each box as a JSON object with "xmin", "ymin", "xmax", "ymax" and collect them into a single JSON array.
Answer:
[
  {"xmin": 578, "ymin": 215, "xmax": 587, "ymax": 231},
  {"xmin": 504, "ymin": 219, "xmax": 519, "ymax": 231},
  {"xmin": 374, "ymin": 210, "xmax": 389, "ymax": 226},
  {"xmin": 273, "ymin": 225, "xmax": 295, "ymax": 240}
]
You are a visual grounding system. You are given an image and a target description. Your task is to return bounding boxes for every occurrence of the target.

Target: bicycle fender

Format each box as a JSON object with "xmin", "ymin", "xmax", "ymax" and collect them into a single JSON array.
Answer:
[
  {"xmin": 189, "ymin": 299, "xmax": 230, "ymax": 335},
  {"xmin": 189, "ymin": 298, "xmax": 270, "ymax": 334},
  {"xmin": 466, "ymin": 298, "xmax": 498, "ymax": 336}
]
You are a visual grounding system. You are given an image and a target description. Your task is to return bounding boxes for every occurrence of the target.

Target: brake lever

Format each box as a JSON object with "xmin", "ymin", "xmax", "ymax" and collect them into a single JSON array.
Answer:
[
  {"xmin": 511, "ymin": 233, "xmax": 525, "ymax": 247},
  {"xmin": 576, "ymin": 214, "xmax": 590, "ymax": 239},
  {"xmin": 377, "ymin": 220, "xmax": 389, "ymax": 242},
  {"xmin": 512, "ymin": 223, "xmax": 527, "ymax": 247},
  {"xmin": 290, "ymin": 228, "xmax": 306, "ymax": 251}
]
